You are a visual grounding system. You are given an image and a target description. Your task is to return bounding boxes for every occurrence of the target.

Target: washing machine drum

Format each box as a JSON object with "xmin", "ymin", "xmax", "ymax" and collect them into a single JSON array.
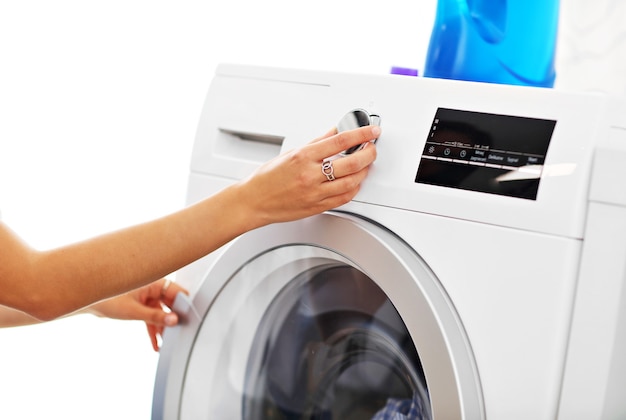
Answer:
[
  {"xmin": 153, "ymin": 212, "xmax": 483, "ymax": 419},
  {"xmin": 244, "ymin": 264, "xmax": 429, "ymax": 419}
]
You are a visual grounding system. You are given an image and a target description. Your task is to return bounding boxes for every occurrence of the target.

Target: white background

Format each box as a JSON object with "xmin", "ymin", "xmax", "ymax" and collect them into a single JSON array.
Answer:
[
  {"xmin": 0, "ymin": 1, "xmax": 433, "ymax": 418},
  {"xmin": 1, "ymin": 0, "xmax": 624, "ymax": 419}
]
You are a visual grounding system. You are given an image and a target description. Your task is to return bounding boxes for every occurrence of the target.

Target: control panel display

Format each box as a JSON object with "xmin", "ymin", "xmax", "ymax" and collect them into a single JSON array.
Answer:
[{"xmin": 415, "ymin": 108, "xmax": 556, "ymax": 200}]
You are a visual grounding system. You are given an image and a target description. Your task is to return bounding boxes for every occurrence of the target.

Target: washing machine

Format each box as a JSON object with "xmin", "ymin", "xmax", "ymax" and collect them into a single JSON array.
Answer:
[{"xmin": 152, "ymin": 64, "xmax": 626, "ymax": 419}]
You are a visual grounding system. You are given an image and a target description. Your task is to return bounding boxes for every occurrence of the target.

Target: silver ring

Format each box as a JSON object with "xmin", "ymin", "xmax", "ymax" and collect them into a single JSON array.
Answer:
[
  {"xmin": 321, "ymin": 160, "xmax": 335, "ymax": 181},
  {"xmin": 161, "ymin": 278, "xmax": 172, "ymax": 297}
]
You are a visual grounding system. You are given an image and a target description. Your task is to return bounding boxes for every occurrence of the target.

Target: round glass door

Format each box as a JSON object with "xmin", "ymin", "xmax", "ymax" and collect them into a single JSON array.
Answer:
[{"xmin": 243, "ymin": 263, "xmax": 430, "ymax": 419}]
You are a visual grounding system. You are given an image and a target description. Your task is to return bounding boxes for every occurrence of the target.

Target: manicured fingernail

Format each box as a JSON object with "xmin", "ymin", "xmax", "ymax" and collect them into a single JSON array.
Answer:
[
  {"xmin": 165, "ymin": 313, "xmax": 178, "ymax": 326},
  {"xmin": 371, "ymin": 126, "xmax": 381, "ymax": 137}
]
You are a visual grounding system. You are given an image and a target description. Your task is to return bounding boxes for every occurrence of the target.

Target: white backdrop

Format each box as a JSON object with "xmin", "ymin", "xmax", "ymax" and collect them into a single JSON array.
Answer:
[
  {"xmin": 0, "ymin": 1, "xmax": 433, "ymax": 419},
  {"xmin": 1, "ymin": 0, "xmax": 624, "ymax": 419}
]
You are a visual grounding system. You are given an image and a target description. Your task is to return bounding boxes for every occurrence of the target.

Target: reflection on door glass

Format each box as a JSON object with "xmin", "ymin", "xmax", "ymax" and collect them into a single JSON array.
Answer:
[{"xmin": 243, "ymin": 264, "xmax": 432, "ymax": 419}]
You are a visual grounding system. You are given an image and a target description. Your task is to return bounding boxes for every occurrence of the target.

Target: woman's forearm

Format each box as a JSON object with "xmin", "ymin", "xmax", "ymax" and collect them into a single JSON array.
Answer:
[{"xmin": 3, "ymin": 183, "xmax": 254, "ymax": 321}]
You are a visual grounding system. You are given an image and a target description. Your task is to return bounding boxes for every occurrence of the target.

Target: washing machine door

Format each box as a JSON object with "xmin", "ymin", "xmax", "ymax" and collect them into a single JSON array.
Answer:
[{"xmin": 153, "ymin": 211, "xmax": 484, "ymax": 419}]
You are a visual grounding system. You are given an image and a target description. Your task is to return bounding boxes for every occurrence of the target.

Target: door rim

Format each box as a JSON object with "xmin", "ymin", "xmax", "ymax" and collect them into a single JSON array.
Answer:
[{"xmin": 153, "ymin": 211, "xmax": 485, "ymax": 419}]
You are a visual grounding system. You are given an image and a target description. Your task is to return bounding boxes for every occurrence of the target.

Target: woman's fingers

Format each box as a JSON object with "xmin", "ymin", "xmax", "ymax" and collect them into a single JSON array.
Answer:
[
  {"xmin": 317, "ymin": 142, "xmax": 377, "ymax": 188},
  {"xmin": 309, "ymin": 125, "xmax": 381, "ymax": 162}
]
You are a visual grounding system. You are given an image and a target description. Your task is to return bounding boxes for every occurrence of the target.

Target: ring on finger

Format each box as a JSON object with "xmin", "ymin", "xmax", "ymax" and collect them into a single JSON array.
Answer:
[{"xmin": 321, "ymin": 160, "xmax": 336, "ymax": 181}]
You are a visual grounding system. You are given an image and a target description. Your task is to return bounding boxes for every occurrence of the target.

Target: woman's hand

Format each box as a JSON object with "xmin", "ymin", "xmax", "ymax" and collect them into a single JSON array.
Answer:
[
  {"xmin": 237, "ymin": 125, "xmax": 380, "ymax": 227},
  {"xmin": 87, "ymin": 278, "xmax": 188, "ymax": 351}
]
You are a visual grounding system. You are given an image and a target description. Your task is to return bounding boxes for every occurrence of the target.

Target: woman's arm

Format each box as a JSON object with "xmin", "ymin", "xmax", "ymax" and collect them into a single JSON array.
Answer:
[
  {"xmin": 0, "ymin": 278, "xmax": 187, "ymax": 351},
  {"xmin": 0, "ymin": 125, "xmax": 379, "ymax": 321},
  {"xmin": 0, "ymin": 304, "xmax": 41, "ymax": 328}
]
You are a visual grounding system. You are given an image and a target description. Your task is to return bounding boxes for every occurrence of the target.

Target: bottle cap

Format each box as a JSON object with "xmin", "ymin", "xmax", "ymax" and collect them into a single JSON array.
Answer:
[{"xmin": 390, "ymin": 66, "xmax": 419, "ymax": 76}]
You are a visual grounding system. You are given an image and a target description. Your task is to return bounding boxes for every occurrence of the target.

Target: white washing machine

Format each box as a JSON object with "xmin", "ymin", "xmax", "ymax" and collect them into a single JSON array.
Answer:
[{"xmin": 152, "ymin": 64, "xmax": 626, "ymax": 419}]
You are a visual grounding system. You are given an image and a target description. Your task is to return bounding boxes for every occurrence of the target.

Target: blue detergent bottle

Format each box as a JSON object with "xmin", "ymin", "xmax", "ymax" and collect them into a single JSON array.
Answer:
[{"xmin": 423, "ymin": 0, "xmax": 559, "ymax": 87}]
